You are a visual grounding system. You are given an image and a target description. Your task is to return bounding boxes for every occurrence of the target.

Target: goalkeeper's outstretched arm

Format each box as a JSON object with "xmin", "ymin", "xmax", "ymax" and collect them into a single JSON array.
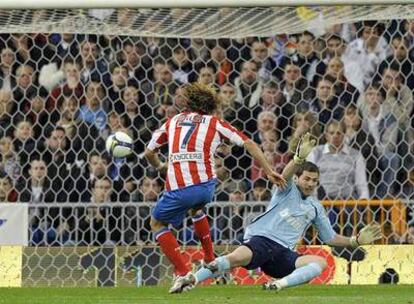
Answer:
[
  {"xmin": 282, "ymin": 133, "xmax": 316, "ymax": 181},
  {"xmin": 326, "ymin": 223, "xmax": 382, "ymax": 248}
]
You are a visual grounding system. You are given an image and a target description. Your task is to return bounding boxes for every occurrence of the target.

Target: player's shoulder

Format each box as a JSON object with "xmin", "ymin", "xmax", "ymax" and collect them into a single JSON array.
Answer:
[
  {"xmin": 307, "ymin": 196, "xmax": 325, "ymax": 213},
  {"xmin": 208, "ymin": 116, "xmax": 229, "ymax": 129},
  {"xmin": 308, "ymin": 196, "xmax": 322, "ymax": 205},
  {"xmin": 274, "ymin": 179, "xmax": 298, "ymax": 197}
]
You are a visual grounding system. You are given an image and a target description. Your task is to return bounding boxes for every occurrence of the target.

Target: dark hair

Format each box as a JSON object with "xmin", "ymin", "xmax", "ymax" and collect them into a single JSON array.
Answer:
[
  {"xmin": 299, "ymin": 31, "xmax": 315, "ymax": 41},
  {"xmin": 344, "ymin": 104, "xmax": 363, "ymax": 129},
  {"xmin": 109, "ymin": 62, "xmax": 128, "ymax": 74},
  {"xmin": 357, "ymin": 21, "xmax": 384, "ymax": 37},
  {"xmin": 88, "ymin": 151, "xmax": 109, "ymax": 164},
  {"xmin": 122, "ymin": 40, "xmax": 146, "ymax": 54},
  {"xmin": 326, "ymin": 34, "xmax": 345, "ymax": 44},
  {"xmin": 183, "ymin": 83, "xmax": 219, "ymax": 115},
  {"xmin": 195, "ymin": 63, "xmax": 217, "ymax": 74},
  {"xmin": 54, "ymin": 126, "xmax": 66, "ymax": 134},
  {"xmin": 386, "ymin": 61, "xmax": 401, "ymax": 73},
  {"xmin": 326, "ymin": 119, "xmax": 346, "ymax": 133},
  {"xmin": 283, "ymin": 59, "xmax": 300, "ymax": 69},
  {"xmin": 241, "ymin": 60, "xmax": 259, "ymax": 71},
  {"xmin": 44, "ymin": 125, "xmax": 66, "ymax": 139},
  {"xmin": 295, "ymin": 161, "xmax": 320, "ymax": 177},
  {"xmin": 139, "ymin": 176, "xmax": 163, "ymax": 188},
  {"xmin": 367, "ymin": 81, "xmax": 382, "ymax": 91},
  {"xmin": 92, "ymin": 176, "xmax": 112, "ymax": 189},
  {"xmin": 322, "ymin": 74, "xmax": 336, "ymax": 85},
  {"xmin": 391, "ymin": 33, "xmax": 403, "ymax": 43},
  {"xmin": 61, "ymin": 56, "xmax": 82, "ymax": 71},
  {"xmin": 362, "ymin": 20, "xmax": 378, "ymax": 28},
  {"xmin": 153, "ymin": 58, "xmax": 167, "ymax": 66},
  {"xmin": 173, "ymin": 46, "xmax": 186, "ymax": 54},
  {"xmin": 316, "ymin": 75, "xmax": 335, "ymax": 88},
  {"xmin": 366, "ymin": 81, "xmax": 386, "ymax": 99},
  {"xmin": 346, "ymin": 103, "xmax": 361, "ymax": 116},
  {"xmin": 263, "ymin": 80, "xmax": 280, "ymax": 90}
]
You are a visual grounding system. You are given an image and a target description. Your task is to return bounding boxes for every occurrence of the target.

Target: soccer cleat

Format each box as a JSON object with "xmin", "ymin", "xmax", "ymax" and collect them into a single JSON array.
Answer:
[
  {"xmin": 182, "ymin": 283, "xmax": 195, "ymax": 292},
  {"xmin": 262, "ymin": 280, "xmax": 282, "ymax": 292},
  {"xmin": 169, "ymin": 272, "xmax": 196, "ymax": 294}
]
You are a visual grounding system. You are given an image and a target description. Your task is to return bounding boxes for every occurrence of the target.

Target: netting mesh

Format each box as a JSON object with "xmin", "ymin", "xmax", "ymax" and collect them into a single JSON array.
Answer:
[
  {"xmin": 0, "ymin": 6, "xmax": 413, "ymax": 38},
  {"xmin": 0, "ymin": 7, "xmax": 412, "ymax": 287}
]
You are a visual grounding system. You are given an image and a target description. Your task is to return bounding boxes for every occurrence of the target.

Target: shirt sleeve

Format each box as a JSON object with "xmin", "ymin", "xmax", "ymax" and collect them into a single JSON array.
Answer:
[
  {"xmin": 147, "ymin": 120, "xmax": 169, "ymax": 151},
  {"xmin": 268, "ymin": 179, "xmax": 295, "ymax": 209},
  {"xmin": 312, "ymin": 202, "xmax": 336, "ymax": 243},
  {"xmin": 274, "ymin": 178, "xmax": 294, "ymax": 195},
  {"xmin": 216, "ymin": 119, "xmax": 249, "ymax": 147}
]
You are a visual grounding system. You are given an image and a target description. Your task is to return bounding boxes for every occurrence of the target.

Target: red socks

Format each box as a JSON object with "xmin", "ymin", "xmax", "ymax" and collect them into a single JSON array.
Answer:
[
  {"xmin": 154, "ymin": 213, "xmax": 214, "ymax": 276},
  {"xmin": 192, "ymin": 213, "xmax": 215, "ymax": 263},
  {"xmin": 155, "ymin": 228, "xmax": 189, "ymax": 276}
]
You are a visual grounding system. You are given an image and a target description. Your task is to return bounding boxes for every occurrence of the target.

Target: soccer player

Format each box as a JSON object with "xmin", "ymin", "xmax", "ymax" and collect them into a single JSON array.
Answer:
[
  {"xmin": 144, "ymin": 83, "xmax": 286, "ymax": 293},
  {"xmin": 177, "ymin": 133, "xmax": 381, "ymax": 292}
]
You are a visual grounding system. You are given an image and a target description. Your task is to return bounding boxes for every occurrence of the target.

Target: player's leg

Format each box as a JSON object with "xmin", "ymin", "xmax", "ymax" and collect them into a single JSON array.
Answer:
[
  {"xmin": 188, "ymin": 208, "xmax": 215, "ymax": 263},
  {"xmin": 150, "ymin": 217, "xmax": 189, "ymax": 276},
  {"xmin": 193, "ymin": 244, "xmax": 254, "ymax": 284},
  {"xmin": 154, "ymin": 180, "xmax": 217, "ymax": 293},
  {"xmin": 151, "ymin": 217, "xmax": 194, "ymax": 294},
  {"xmin": 151, "ymin": 190, "xmax": 191, "ymax": 279},
  {"xmin": 264, "ymin": 254, "xmax": 327, "ymax": 291}
]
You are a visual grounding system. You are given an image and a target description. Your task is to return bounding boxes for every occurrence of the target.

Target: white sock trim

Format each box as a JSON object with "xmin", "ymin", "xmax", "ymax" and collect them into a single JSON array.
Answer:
[{"xmin": 191, "ymin": 214, "xmax": 206, "ymax": 223}]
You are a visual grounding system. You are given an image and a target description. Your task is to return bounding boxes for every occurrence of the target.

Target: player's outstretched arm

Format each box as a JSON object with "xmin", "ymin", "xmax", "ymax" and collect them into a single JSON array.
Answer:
[
  {"xmin": 326, "ymin": 223, "xmax": 382, "ymax": 247},
  {"xmin": 243, "ymin": 139, "xmax": 286, "ymax": 188},
  {"xmin": 282, "ymin": 133, "xmax": 316, "ymax": 181}
]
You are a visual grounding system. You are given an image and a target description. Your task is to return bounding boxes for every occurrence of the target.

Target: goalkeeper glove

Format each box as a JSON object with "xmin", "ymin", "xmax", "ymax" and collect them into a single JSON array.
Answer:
[
  {"xmin": 294, "ymin": 133, "xmax": 316, "ymax": 164},
  {"xmin": 350, "ymin": 223, "xmax": 382, "ymax": 248}
]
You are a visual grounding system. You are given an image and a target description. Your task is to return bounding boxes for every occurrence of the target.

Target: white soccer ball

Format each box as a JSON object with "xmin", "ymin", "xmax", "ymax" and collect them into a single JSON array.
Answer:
[{"xmin": 106, "ymin": 131, "xmax": 134, "ymax": 158}]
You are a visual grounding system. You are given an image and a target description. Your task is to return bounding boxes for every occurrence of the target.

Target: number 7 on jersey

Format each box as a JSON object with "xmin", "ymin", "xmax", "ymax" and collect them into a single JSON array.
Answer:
[{"xmin": 179, "ymin": 122, "xmax": 197, "ymax": 149}]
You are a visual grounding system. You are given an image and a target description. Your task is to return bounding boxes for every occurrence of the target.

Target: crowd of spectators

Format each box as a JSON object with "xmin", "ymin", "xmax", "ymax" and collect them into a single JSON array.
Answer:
[{"xmin": 0, "ymin": 19, "xmax": 413, "ymax": 246}]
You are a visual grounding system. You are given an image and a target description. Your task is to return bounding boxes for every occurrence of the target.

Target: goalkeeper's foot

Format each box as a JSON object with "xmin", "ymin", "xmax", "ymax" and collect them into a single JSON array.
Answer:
[
  {"xmin": 262, "ymin": 280, "xmax": 282, "ymax": 292},
  {"xmin": 169, "ymin": 273, "xmax": 196, "ymax": 294}
]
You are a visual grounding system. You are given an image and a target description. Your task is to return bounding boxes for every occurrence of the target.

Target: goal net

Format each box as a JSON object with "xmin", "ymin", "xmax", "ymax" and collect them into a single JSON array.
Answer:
[
  {"xmin": 0, "ymin": 3, "xmax": 413, "ymax": 287},
  {"xmin": 0, "ymin": 6, "xmax": 414, "ymax": 38}
]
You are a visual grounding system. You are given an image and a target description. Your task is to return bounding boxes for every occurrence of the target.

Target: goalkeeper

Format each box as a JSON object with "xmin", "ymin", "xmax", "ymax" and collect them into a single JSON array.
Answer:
[{"xmin": 175, "ymin": 133, "xmax": 382, "ymax": 293}]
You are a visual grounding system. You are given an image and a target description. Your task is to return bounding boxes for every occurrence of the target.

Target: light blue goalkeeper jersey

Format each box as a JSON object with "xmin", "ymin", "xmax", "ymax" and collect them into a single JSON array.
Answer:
[{"xmin": 244, "ymin": 180, "xmax": 336, "ymax": 250}]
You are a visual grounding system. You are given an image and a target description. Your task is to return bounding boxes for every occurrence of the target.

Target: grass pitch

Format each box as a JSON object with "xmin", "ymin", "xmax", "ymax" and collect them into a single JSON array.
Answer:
[{"xmin": 1, "ymin": 285, "xmax": 413, "ymax": 304}]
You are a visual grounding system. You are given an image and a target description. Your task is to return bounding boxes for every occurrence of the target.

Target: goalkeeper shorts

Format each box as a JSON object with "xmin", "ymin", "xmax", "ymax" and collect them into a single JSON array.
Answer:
[{"xmin": 243, "ymin": 235, "xmax": 300, "ymax": 278}]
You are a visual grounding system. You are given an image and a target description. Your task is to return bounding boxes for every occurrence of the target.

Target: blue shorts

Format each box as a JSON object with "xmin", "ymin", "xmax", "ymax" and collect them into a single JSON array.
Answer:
[
  {"xmin": 243, "ymin": 236, "xmax": 300, "ymax": 278},
  {"xmin": 152, "ymin": 179, "xmax": 217, "ymax": 228}
]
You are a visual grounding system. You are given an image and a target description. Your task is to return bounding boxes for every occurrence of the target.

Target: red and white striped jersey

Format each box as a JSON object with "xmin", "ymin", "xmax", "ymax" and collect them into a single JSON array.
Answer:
[{"xmin": 148, "ymin": 112, "xmax": 249, "ymax": 191}]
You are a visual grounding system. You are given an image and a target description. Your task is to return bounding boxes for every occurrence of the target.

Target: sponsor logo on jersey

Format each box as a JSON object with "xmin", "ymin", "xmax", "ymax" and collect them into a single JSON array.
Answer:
[
  {"xmin": 279, "ymin": 208, "xmax": 306, "ymax": 231},
  {"xmin": 170, "ymin": 152, "xmax": 203, "ymax": 162}
]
